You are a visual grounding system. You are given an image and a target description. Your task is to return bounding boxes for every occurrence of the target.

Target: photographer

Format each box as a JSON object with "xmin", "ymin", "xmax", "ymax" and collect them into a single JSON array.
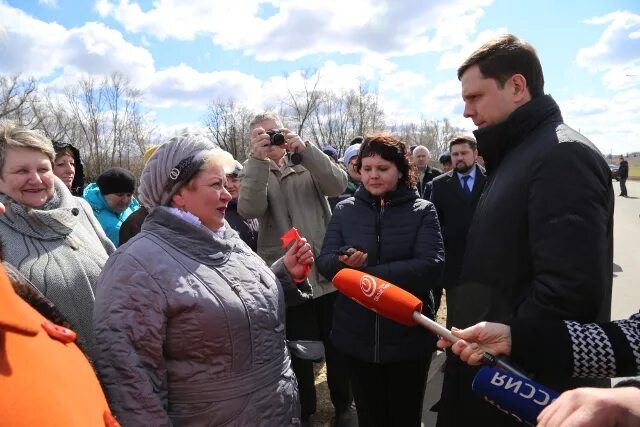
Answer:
[{"xmin": 238, "ymin": 113, "xmax": 351, "ymax": 426}]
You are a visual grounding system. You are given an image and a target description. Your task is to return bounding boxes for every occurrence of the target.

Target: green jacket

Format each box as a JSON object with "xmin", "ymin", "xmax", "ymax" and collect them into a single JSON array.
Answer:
[{"xmin": 238, "ymin": 143, "xmax": 348, "ymax": 297}]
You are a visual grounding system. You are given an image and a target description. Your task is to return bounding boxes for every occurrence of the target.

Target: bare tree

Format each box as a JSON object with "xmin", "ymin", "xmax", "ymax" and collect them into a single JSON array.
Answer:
[
  {"xmin": 202, "ymin": 99, "xmax": 254, "ymax": 162},
  {"xmin": 0, "ymin": 74, "xmax": 38, "ymax": 124},
  {"xmin": 281, "ymin": 70, "xmax": 322, "ymax": 138}
]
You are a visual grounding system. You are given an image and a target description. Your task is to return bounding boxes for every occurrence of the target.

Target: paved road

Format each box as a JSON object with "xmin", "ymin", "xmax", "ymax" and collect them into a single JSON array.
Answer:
[{"xmin": 421, "ymin": 179, "xmax": 640, "ymax": 427}]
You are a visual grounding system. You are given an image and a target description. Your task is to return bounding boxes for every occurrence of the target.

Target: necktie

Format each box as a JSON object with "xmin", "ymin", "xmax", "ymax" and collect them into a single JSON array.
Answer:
[{"xmin": 462, "ymin": 175, "xmax": 472, "ymax": 195}]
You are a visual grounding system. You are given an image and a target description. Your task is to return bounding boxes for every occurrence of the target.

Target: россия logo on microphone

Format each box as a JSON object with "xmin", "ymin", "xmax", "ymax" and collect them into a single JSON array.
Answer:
[{"xmin": 359, "ymin": 275, "xmax": 390, "ymax": 302}]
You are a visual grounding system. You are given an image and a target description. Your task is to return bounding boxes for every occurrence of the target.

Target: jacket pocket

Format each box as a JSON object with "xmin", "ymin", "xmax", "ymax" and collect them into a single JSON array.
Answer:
[{"xmin": 168, "ymin": 394, "xmax": 250, "ymax": 427}]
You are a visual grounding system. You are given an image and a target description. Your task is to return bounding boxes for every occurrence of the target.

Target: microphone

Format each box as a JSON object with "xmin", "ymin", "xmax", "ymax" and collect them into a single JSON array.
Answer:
[
  {"xmin": 332, "ymin": 268, "xmax": 526, "ymax": 376},
  {"xmin": 472, "ymin": 367, "xmax": 559, "ymax": 426}
]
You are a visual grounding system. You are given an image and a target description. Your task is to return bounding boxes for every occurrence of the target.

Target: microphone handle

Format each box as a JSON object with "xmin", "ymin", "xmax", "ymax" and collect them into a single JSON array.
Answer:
[{"xmin": 412, "ymin": 311, "xmax": 527, "ymax": 378}]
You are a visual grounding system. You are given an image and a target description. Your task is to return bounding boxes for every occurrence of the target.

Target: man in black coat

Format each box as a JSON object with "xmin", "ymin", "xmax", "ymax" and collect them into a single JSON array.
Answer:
[
  {"xmin": 412, "ymin": 145, "xmax": 441, "ymax": 199},
  {"xmin": 430, "ymin": 135, "xmax": 486, "ymax": 328},
  {"xmin": 618, "ymin": 155, "xmax": 629, "ymax": 197},
  {"xmin": 436, "ymin": 34, "xmax": 614, "ymax": 427}
]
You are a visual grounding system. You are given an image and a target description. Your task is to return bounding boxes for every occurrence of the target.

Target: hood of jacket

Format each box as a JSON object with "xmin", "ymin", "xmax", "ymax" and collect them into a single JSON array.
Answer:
[
  {"xmin": 473, "ymin": 94, "xmax": 563, "ymax": 174},
  {"xmin": 52, "ymin": 140, "xmax": 85, "ymax": 196},
  {"xmin": 0, "ymin": 177, "xmax": 84, "ymax": 240}
]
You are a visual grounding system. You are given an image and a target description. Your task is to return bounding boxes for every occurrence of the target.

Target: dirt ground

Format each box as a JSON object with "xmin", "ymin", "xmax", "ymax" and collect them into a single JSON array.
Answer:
[{"xmin": 312, "ymin": 296, "xmax": 448, "ymax": 426}]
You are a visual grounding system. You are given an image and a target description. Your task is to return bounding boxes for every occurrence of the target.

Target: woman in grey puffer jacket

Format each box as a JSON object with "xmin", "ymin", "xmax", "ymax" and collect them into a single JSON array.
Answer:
[{"xmin": 93, "ymin": 134, "xmax": 314, "ymax": 427}]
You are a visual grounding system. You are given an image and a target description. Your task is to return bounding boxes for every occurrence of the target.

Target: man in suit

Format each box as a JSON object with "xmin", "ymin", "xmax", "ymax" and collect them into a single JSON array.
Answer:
[
  {"xmin": 413, "ymin": 145, "xmax": 441, "ymax": 199},
  {"xmin": 430, "ymin": 135, "xmax": 486, "ymax": 328}
]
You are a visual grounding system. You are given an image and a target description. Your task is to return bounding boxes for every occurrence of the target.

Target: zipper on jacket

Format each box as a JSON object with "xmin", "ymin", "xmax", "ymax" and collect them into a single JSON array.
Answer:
[{"xmin": 373, "ymin": 197, "xmax": 386, "ymax": 363}]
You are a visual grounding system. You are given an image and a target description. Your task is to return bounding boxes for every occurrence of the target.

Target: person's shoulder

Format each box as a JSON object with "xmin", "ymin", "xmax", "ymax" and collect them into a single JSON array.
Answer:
[{"xmin": 431, "ymin": 171, "xmax": 454, "ymax": 185}]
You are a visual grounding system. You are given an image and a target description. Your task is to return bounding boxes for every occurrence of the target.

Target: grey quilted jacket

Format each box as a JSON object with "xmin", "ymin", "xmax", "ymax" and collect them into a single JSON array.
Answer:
[{"xmin": 93, "ymin": 207, "xmax": 312, "ymax": 426}]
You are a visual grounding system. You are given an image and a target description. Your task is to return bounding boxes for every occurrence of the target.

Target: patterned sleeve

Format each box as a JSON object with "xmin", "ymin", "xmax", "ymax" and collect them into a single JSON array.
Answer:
[
  {"xmin": 565, "ymin": 312, "xmax": 640, "ymax": 378},
  {"xmin": 510, "ymin": 312, "xmax": 640, "ymax": 379}
]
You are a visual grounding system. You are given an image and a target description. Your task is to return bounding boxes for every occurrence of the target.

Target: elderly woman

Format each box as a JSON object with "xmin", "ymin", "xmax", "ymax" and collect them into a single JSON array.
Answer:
[
  {"xmin": 0, "ymin": 123, "xmax": 115, "ymax": 351},
  {"xmin": 318, "ymin": 134, "xmax": 444, "ymax": 427},
  {"xmin": 52, "ymin": 140, "xmax": 85, "ymax": 196},
  {"xmin": 93, "ymin": 134, "xmax": 314, "ymax": 426}
]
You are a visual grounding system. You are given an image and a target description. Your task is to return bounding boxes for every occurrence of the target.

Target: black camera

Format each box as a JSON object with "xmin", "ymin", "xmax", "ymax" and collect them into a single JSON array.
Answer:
[{"xmin": 266, "ymin": 129, "xmax": 286, "ymax": 146}]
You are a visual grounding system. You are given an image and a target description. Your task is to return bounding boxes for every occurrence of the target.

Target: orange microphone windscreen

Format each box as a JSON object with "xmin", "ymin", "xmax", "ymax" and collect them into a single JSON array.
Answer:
[{"xmin": 332, "ymin": 269, "xmax": 423, "ymax": 326}]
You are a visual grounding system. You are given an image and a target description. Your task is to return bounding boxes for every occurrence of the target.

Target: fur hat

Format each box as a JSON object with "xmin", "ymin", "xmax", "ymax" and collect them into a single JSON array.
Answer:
[
  {"xmin": 138, "ymin": 134, "xmax": 233, "ymax": 209},
  {"xmin": 322, "ymin": 145, "xmax": 338, "ymax": 162},
  {"xmin": 343, "ymin": 143, "xmax": 361, "ymax": 168},
  {"xmin": 96, "ymin": 167, "xmax": 136, "ymax": 195}
]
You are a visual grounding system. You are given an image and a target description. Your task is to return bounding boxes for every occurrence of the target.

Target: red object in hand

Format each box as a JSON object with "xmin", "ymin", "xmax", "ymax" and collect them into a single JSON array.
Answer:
[
  {"xmin": 332, "ymin": 268, "xmax": 422, "ymax": 326},
  {"xmin": 281, "ymin": 227, "xmax": 311, "ymax": 283}
]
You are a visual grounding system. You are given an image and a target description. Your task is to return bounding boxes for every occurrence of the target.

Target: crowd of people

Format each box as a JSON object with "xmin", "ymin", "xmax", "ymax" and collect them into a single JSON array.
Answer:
[{"xmin": 0, "ymin": 32, "xmax": 637, "ymax": 427}]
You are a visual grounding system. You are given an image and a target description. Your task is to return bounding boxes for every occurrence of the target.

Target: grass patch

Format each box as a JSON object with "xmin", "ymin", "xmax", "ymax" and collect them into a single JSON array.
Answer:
[{"xmin": 629, "ymin": 166, "xmax": 640, "ymax": 178}]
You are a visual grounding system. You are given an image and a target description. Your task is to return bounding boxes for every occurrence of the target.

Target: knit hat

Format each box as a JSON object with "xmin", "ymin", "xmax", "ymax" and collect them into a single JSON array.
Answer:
[
  {"xmin": 343, "ymin": 143, "xmax": 361, "ymax": 168},
  {"xmin": 138, "ymin": 134, "xmax": 234, "ymax": 209},
  {"xmin": 96, "ymin": 167, "xmax": 136, "ymax": 195},
  {"xmin": 143, "ymin": 145, "xmax": 159, "ymax": 164},
  {"xmin": 322, "ymin": 145, "xmax": 338, "ymax": 162}
]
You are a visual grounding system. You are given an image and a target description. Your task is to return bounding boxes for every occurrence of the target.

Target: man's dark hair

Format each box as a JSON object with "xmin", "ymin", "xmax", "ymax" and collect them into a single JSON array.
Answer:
[
  {"xmin": 449, "ymin": 135, "xmax": 477, "ymax": 151},
  {"xmin": 457, "ymin": 34, "xmax": 544, "ymax": 99},
  {"xmin": 356, "ymin": 133, "xmax": 417, "ymax": 188},
  {"xmin": 350, "ymin": 136, "xmax": 364, "ymax": 146}
]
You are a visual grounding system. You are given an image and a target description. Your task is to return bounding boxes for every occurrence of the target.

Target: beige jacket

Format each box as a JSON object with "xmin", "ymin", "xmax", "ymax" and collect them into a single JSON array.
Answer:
[{"xmin": 239, "ymin": 143, "xmax": 348, "ymax": 297}]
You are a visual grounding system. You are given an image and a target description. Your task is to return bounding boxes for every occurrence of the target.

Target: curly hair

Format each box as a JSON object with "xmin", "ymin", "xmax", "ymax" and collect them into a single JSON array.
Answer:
[{"xmin": 356, "ymin": 133, "xmax": 417, "ymax": 188}]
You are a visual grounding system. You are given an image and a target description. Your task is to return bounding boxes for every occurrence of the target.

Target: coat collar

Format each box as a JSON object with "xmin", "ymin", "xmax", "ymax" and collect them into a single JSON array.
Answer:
[
  {"xmin": 141, "ymin": 206, "xmax": 240, "ymax": 266},
  {"xmin": 0, "ymin": 177, "xmax": 81, "ymax": 239},
  {"xmin": 473, "ymin": 95, "xmax": 562, "ymax": 174},
  {"xmin": 354, "ymin": 182, "xmax": 418, "ymax": 206}
]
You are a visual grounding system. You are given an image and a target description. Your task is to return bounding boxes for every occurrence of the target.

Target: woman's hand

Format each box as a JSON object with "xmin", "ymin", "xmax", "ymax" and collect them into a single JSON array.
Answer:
[
  {"xmin": 283, "ymin": 238, "xmax": 314, "ymax": 281},
  {"xmin": 339, "ymin": 249, "xmax": 368, "ymax": 268},
  {"xmin": 436, "ymin": 321, "xmax": 512, "ymax": 365}
]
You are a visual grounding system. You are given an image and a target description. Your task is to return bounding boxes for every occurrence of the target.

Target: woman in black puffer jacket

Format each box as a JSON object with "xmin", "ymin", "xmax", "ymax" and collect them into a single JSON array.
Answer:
[{"xmin": 318, "ymin": 134, "xmax": 444, "ymax": 427}]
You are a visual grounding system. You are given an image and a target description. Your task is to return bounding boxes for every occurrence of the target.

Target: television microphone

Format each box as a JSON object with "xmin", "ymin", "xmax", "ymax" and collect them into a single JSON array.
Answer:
[
  {"xmin": 332, "ymin": 268, "xmax": 526, "ymax": 377},
  {"xmin": 472, "ymin": 366, "xmax": 559, "ymax": 426}
]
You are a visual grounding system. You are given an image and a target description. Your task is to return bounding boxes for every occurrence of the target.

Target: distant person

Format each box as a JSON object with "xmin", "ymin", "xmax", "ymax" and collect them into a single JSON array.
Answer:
[
  {"xmin": 437, "ymin": 33, "xmax": 614, "ymax": 427},
  {"xmin": 118, "ymin": 145, "xmax": 159, "ymax": 246},
  {"xmin": 225, "ymin": 160, "xmax": 259, "ymax": 251},
  {"xmin": 238, "ymin": 112, "xmax": 351, "ymax": 425},
  {"xmin": 0, "ymin": 123, "xmax": 114, "ymax": 351},
  {"xmin": 84, "ymin": 167, "xmax": 140, "ymax": 247},
  {"xmin": 413, "ymin": 145, "xmax": 441, "ymax": 199},
  {"xmin": 52, "ymin": 140, "xmax": 85, "ymax": 196},
  {"xmin": 430, "ymin": 135, "xmax": 486, "ymax": 323},
  {"xmin": 318, "ymin": 133, "xmax": 444, "ymax": 427},
  {"xmin": 329, "ymin": 143, "xmax": 362, "ymax": 211},
  {"xmin": 93, "ymin": 134, "xmax": 315, "ymax": 426},
  {"xmin": 438, "ymin": 152, "xmax": 453, "ymax": 173},
  {"xmin": 618, "ymin": 155, "xmax": 629, "ymax": 197}
]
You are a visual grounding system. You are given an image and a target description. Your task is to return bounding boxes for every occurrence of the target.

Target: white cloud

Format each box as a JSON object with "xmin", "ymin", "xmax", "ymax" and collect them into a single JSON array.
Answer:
[
  {"xmin": 577, "ymin": 11, "xmax": 640, "ymax": 90},
  {"xmin": 560, "ymin": 90, "xmax": 640, "ymax": 154},
  {"xmin": 96, "ymin": 0, "xmax": 494, "ymax": 61},
  {"xmin": 437, "ymin": 27, "xmax": 508, "ymax": 71},
  {"xmin": 0, "ymin": 4, "xmax": 154, "ymax": 87},
  {"xmin": 145, "ymin": 64, "xmax": 264, "ymax": 109},
  {"xmin": 38, "ymin": 0, "xmax": 59, "ymax": 6}
]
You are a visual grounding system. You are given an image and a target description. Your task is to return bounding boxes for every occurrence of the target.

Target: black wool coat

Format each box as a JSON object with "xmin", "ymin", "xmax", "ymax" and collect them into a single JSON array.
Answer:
[
  {"xmin": 437, "ymin": 95, "xmax": 614, "ymax": 427},
  {"xmin": 317, "ymin": 184, "xmax": 444, "ymax": 363},
  {"xmin": 429, "ymin": 165, "xmax": 486, "ymax": 290}
]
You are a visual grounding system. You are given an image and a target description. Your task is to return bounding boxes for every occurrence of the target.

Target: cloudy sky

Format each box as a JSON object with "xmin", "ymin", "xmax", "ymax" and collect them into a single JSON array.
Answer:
[{"xmin": 1, "ymin": 0, "xmax": 639, "ymax": 154}]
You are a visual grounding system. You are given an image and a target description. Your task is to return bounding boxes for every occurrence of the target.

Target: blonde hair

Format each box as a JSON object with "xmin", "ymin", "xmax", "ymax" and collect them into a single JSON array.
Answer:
[
  {"xmin": 0, "ymin": 122, "xmax": 55, "ymax": 175},
  {"xmin": 249, "ymin": 112, "xmax": 283, "ymax": 130}
]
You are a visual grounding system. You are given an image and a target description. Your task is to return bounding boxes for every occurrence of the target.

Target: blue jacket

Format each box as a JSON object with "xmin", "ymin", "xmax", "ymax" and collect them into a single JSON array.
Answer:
[
  {"xmin": 83, "ymin": 183, "xmax": 140, "ymax": 247},
  {"xmin": 317, "ymin": 183, "xmax": 444, "ymax": 363}
]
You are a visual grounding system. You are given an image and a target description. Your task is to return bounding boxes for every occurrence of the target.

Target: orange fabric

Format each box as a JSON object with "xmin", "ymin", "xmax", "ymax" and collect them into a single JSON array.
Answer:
[
  {"xmin": 332, "ymin": 268, "xmax": 423, "ymax": 326},
  {"xmin": 0, "ymin": 264, "xmax": 118, "ymax": 427}
]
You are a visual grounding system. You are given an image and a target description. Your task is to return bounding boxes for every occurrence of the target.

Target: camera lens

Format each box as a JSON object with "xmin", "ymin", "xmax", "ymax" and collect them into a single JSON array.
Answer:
[{"xmin": 271, "ymin": 133, "xmax": 285, "ymax": 146}]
